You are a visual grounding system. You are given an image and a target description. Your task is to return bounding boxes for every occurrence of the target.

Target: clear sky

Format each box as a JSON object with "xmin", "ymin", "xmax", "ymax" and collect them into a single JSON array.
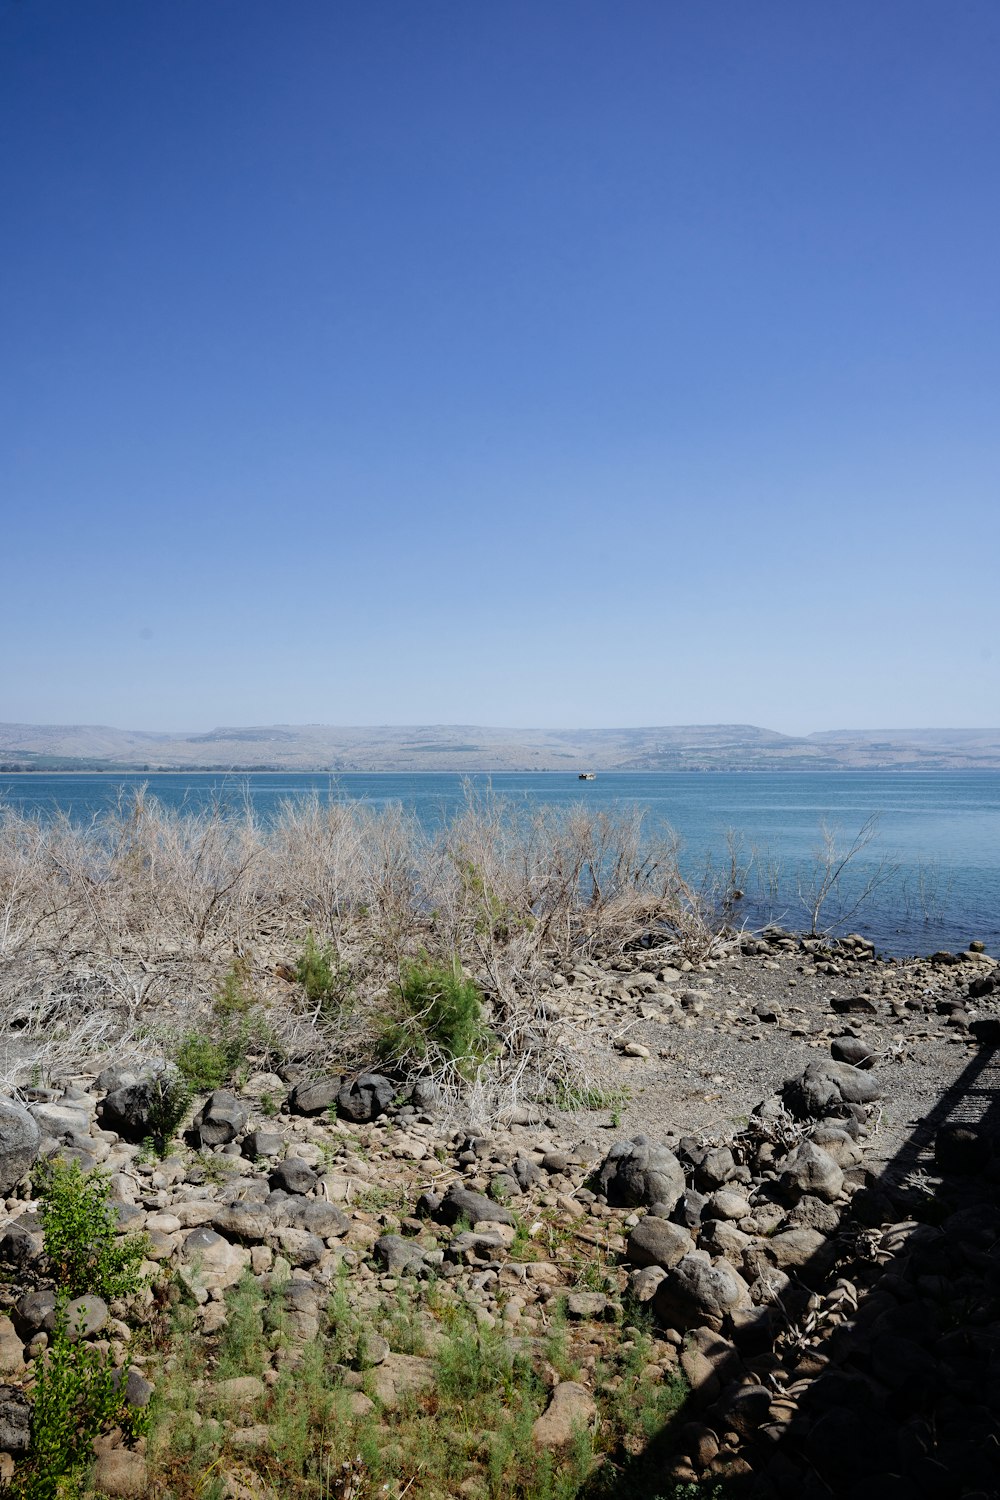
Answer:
[{"xmin": 2, "ymin": 1, "xmax": 998, "ymax": 735}]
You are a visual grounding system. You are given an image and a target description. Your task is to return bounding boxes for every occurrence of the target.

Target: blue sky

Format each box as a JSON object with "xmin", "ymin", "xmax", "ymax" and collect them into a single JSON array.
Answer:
[{"xmin": 2, "ymin": 1, "xmax": 998, "ymax": 734}]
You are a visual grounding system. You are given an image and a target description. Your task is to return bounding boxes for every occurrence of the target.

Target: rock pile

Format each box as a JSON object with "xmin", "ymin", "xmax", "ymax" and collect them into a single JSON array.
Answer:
[{"xmin": 0, "ymin": 934, "xmax": 998, "ymax": 1497}]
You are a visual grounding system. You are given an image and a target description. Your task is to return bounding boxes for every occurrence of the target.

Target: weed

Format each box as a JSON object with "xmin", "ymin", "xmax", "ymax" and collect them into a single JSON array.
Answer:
[
  {"xmin": 554, "ymin": 1083, "xmax": 630, "ymax": 1115},
  {"xmin": 15, "ymin": 1300, "xmax": 137, "ymax": 1500},
  {"xmin": 35, "ymin": 1158, "xmax": 148, "ymax": 1300},
  {"xmin": 380, "ymin": 952, "xmax": 491, "ymax": 1075},
  {"xmin": 295, "ymin": 930, "xmax": 353, "ymax": 1014},
  {"xmin": 174, "ymin": 1013, "xmax": 273, "ymax": 1095},
  {"xmin": 213, "ymin": 956, "xmax": 254, "ymax": 1017},
  {"xmin": 544, "ymin": 1297, "xmax": 582, "ymax": 1382},
  {"xmin": 214, "ymin": 1275, "xmax": 267, "ymax": 1381}
]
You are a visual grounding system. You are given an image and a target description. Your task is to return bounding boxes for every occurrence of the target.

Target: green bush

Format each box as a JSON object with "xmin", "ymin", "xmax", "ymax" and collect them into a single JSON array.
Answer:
[
  {"xmin": 294, "ymin": 931, "xmax": 352, "ymax": 1013},
  {"xmin": 36, "ymin": 1159, "xmax": 148, "ymax": 1301},
  {"xmin": 143, "ymin": 1070, "xmax": 192, "ymax": 1154},
  {"xmin": 173, "ymin": 964, "xmax": 279, "ymax": 1095},
  {"xmin": 15, "ymin": 1302, "xmax": 137, "ymax": 1500},
  {"xmin": 379, "ymin": 952, "xmax": 490, "ymax": 1074},
  {"xmin": 174, "ymin": 1030, "xmax": 230, "ymax": 1092},
  {"xmin": 213, "ymin": 956, "xmax": 255, "ymax": 1017}
]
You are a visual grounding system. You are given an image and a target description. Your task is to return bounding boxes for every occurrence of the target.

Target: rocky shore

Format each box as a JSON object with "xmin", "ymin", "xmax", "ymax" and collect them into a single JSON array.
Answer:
[{"xmin": 0, "ymin": 932, "xmax": 998, "ymax": 1498}]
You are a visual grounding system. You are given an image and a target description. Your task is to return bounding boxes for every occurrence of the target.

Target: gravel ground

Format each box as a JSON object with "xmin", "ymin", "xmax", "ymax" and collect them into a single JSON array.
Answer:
[{"xmin": 543, "ymin": 932, "xmax": 1000, "ymax": 1177}]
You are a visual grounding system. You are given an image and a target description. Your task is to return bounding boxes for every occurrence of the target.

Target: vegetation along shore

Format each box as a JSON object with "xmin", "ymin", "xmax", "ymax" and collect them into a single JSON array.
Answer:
[{"xmin": 0, "ymin": 792, "xmax": 997, "ymax": 1497}]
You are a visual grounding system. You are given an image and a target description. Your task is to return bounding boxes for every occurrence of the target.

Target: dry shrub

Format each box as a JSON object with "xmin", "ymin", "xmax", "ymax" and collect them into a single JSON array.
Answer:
[{"xmin": 0, "ymin": 785, "xmax": 731, "ymax": 1110}]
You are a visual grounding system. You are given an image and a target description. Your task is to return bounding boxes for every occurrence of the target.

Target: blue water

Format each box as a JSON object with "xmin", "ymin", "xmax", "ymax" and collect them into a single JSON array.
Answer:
[{"xmin": 1, "ymin": 770, "xmax": 998, "ymax": 958}]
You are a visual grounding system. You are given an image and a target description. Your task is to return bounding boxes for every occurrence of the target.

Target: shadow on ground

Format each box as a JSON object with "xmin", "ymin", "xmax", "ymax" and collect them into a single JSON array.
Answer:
[{"xmin": 587, "ymin": 1026, "xmax": 1000, "ymax": 1500}]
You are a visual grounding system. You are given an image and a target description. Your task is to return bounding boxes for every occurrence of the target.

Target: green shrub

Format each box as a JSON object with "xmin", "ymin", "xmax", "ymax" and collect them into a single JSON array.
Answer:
[
  {"xmin": 379, "ymin": 953, "xmax": 490, "ymax": 1074},
  {"xmin": 294, "ymin": 931, "xmax": 353, "ymax": 1013},
  {"xmin": 36, "ymin": 1159, "xmax": 148, "ymax": 1301},
  {"xmin": 144, "ymin": 1070, "xmax": 192, "ymax": 1151},
  {"xmin": 174, "ymin": 1031, "xmax": 229, "ymax": 1091},
  {"xmin": 15, "ymin": 1301, "xmax": 137, "ymax": 1500},
  {"xmin": 173, "ymin": 977, "xmax": 278, "ymax": 1095},
  {"xmin": 213, "ymin": 956, "xmax": 255, "ymax": 1017}
]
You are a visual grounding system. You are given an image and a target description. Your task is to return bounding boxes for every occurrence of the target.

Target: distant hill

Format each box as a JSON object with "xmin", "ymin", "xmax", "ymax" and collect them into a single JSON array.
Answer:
[{"xmin": 2, "ymin": 722, "xmax": 1000, "ymax": 772}]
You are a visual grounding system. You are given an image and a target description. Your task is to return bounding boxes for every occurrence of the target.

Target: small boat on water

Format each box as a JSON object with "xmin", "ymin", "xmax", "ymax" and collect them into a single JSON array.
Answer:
[{"xmin": 578, "ymin": 772, "xmax": 597, "ymax": 780}]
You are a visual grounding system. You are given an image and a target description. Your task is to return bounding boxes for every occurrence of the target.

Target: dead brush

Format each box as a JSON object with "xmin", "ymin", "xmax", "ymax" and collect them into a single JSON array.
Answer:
[{"xmin": 0, "ymin": 787, "xmax": 732, "ymax": 1107}]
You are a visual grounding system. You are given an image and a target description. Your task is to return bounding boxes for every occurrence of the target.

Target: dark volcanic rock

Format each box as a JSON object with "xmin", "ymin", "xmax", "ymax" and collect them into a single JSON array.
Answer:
[
  {"xmin": 935, "ymin": 1121, "xmax": 992, "ymax": 1174},
  {"xmin": 97, "ymin": 1076, "xmax": 177, "ymax": 1143},
  {"xmin": 782, "ymin": 1060, "xmax": 880, "ymax": 1120},
  {"xmin": 595, "ymin": 1136, "xmax": 685, "ymax": 1211},
  {"xmin": 336, "ymin": 1073, "xmax": 396, "ymax": 1123},
  {"xmin": 194, "ymin": 1090, "xmax": 249, "ymax": 1147},
  {"xmin": 831, "ymin": 1036, "xmax": 875, "ymax": 1068},
  {"xmin": 626, "ymin": 1215, "xmax": 694, "ymax": 1270},
  {"xmin": 436, "ymin": 1183, "xmax": 514, "ymax": 1228},
  {"xmin": 270, "ymin": 1158, "xmax": 319, "ymax": 1196},
  {"xmin": 288, "ymin": 1077, "xmax": 341, "ymax": 1115},
  {"xmin": 0, "ymin": 1100, "xmax": 40, "ymax": 1193},
  {"xmin": 653, "ymin": 1253, "xmax": 750, "ymax": 1332},
  {"xmin": 0, "ymin": 1388, "xmax": 31, "ymax": 1453}
]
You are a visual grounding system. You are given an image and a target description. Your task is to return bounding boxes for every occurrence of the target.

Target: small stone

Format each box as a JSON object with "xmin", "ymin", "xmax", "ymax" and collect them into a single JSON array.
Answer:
[
  {"xmin": 565, "ymin": 1292, "xmax": 608, "ymax": 1320},
  {"xmin": 626, "ymin": 1216, "xmax": 694, "ymax": 1270},
  {"xmin": 214, "ymin": 1375, "xmax": 266, "ymax": 1406},
  {"xmin": 91, "ymin": 1450, "xmax": 149, "ymax": 1497},
  {"xmin": 531, "ymin": 1380, "xmax": 597, "ymax": 1450}
]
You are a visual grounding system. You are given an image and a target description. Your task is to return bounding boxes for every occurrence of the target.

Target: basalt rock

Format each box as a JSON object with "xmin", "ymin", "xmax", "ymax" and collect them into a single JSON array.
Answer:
[
  {"xmin": 594, "ymin": 1136, "xmax": 685, "ymax": 1211},
  {"xmin": 653, "ymin": 1253, "xmax": 750, "ymax": 1332},
  {"xmin": 193, "ymin": 1090, "xmax": 248, "ymax": 1147},
  {"xmin": 336, "ymin": 1073, "xmax": 396, "ymax": 1123},
  {"xmin": 436, "ymin": 1183, "xmax": 514, "ymax": 1228},
  {"xmin": 0, "ymin": 1102, "xmax": 40, "ymax": 1194},
  {"xmin": 782, "ymin": 1060, "xmax": 880, "ymax": 1120}
]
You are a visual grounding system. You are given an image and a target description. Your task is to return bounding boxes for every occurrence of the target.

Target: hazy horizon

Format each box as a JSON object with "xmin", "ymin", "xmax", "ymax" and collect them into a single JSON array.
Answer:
[
  {"xmin": 3, "ymin": 2, "xmax": 998, "ymax": 732},
  {"xmin": 6, "ymin": 716, "xmax": 1000, "ymax": 739}
]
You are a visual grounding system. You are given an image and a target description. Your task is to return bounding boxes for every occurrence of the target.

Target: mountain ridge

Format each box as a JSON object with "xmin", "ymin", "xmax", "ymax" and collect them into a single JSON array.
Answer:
[{"xmin": 2, "ymin": 722, "xmax": 1000, "ymax": 772}]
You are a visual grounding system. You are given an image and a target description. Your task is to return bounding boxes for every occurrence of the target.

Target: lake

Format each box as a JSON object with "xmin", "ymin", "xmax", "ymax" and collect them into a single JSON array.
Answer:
[{"xmin": 1, "ymin": 770, "xmax": 997, "ymax": 958}]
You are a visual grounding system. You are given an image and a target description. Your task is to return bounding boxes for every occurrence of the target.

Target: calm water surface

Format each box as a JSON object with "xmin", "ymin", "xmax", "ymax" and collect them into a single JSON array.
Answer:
[{"xmin": 1, "ymin": 771, "xmax": 998, "ymax": 958}]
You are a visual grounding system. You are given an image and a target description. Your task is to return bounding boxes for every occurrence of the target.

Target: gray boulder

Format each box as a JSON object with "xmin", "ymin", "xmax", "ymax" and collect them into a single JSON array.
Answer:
[
  {"xmin": 13, "ymin": 1289, "xmax": 58, "ymax": 1340},
  {"xmin": 285, "ymin": 1198, "xmax": 350, "ymax": 1239},
  {"xmin": 336, "ymin": 1073, "xmax": 396, "ymax": 1123},
  {"xmin": 0, "ymin": 1222, "xmax": 42, "ymax": 1272},
  {"xmin": 373, "ymin": 1233, "xmax": 427, "ymax": 1275},
  {"xmin": 0, "ymin": 1387, "xmax": 30, "ymax": 1453},
  {"xmin": 194, "ymin": 1090, "xmax": 248, "ymax": 1147},
  {"xmin": 287, "ymin": 1076, "xmax": 341, "ymax": 1115},
  {"xmin": 211, "ymin": 1204, "xmax": 276, "ymax": 1244},
  {"xmin": 95, "ymin": 1065, "xmax": 138, "ymax": 1094},
  {"xmin": 244, "ymin": 1128, "xmax": 284, "ymax": 1158},
  {"xmin": 0, "ymin": 1100, "xmax": 40, "ymax": 1194},
  {"xmin": 653, "ymin": 1252, "xmax": 750, "ymax": 1332},
  {"xmin": 42, "ymin": 1294, "xmax": 108, "ymax": 1341},
  {"xmin": 626, "ymin": 1216, "xmax": 694, "ymax": 1270},
  {"xmin": 830, "ymin": 1036, "xmax": 875, "ymax": 1069},
  {"xmin": 437, "ymin": 1183, "xmax": 514, "ymax": 1228},
  {"xmin": 782, "ymin": 1060, "xmax": 880, "ymax": 1120},
  {"xmin": 594, "ymin": 1136, "xmax": 685, "ymax": 1211},
  {"xmin": 779, "ymin": 1141, "xmax": 845, "ymax": 1202},
  {"xmin": 269, "ymin": 1158, "xmax": 318, "ymax": 1196},
  {"xmin": 97, "ymin": 1076, "xmax": 177, "ymax": 1142}
]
